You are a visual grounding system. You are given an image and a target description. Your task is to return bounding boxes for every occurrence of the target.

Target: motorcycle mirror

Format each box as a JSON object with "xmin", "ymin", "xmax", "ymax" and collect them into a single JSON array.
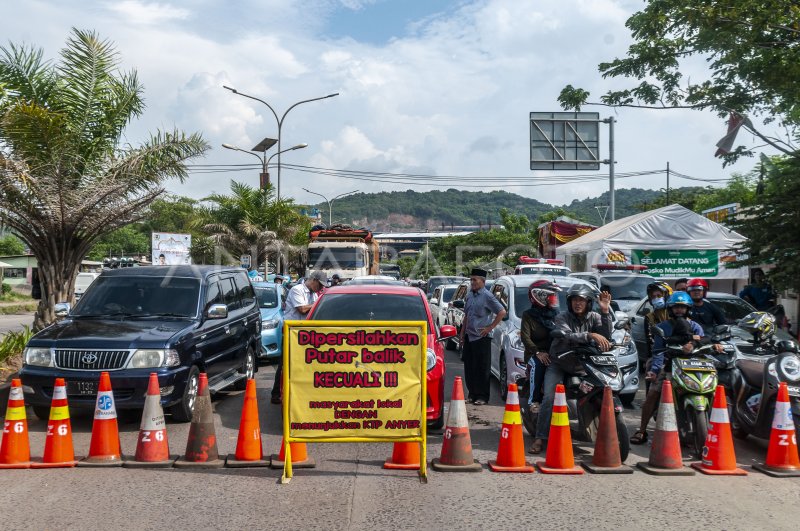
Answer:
[{"xmin": 614, "ymin": 317, "xmax": 630, "ymax": 330}]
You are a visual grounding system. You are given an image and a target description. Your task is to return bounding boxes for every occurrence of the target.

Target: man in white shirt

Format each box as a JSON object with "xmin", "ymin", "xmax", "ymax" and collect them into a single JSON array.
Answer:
[{"xmin": 271, "ymin": 271, "xmax": 327, "ymax": 403}]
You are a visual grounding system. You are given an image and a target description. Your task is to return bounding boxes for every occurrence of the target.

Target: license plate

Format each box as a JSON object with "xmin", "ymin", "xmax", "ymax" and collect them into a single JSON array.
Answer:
[
  {"xmin": 788, "ymin": 385, "xmax": 800, "ymax": 397},
  {"xmin": 66, "ymin": 380, "xmax": 98, "ymax": 396},
  {"xmin": 590, "ymin": 355, "xmax": 617, "ymax": 365},
  {"xmin": 680, "ymin": 359, "xmax": 715, "ymax": 370}
]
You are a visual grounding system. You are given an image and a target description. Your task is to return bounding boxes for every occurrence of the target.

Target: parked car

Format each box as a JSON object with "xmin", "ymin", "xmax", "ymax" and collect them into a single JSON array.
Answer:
[
  {"xmin": 489, "ymin": 275, "xmax": 639, "ymax": 406},
  {"xmin": 344, "ymin": 275, "xmax": 406, "ymax": 286},
  {"xmin": 570, "ymin": 266, "xmax": 656, "ymax": 313},
  {"xmin": 425, "ymin": 275, "xmax": 468, "ymax": 299},
  {"xmin": 629, "ymin": 291, "xmax": 794, "ymax": 363},
  {"xmin": 21, "ymin": 266, "xmax": 261, "ymax": 422},
  {"xmin": 74, "ymin": 272, "xmax": 100, "ymax": 301},
  {"xmin": 513, "ymin": 257, "xmax": 571, "ymax": 276},
  {"xmin": 306, "ymin": 284, "xmax": 456, "ymax": 429},
  {"xmin": 429, "ymin": 283, "xmax": 459, "ymax": 329},
  {"xmin": 445, "ymin": 279, "xmax": 495, "ymax": 352},
  {"xmin": 252, "ymin": 281, "xmax": 284, "ymax": 361}
]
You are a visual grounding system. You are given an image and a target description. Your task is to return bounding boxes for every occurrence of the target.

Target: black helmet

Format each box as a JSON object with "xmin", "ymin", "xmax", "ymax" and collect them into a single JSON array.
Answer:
[{"xmin": 566, "ymin": 283, "xmax": 598, "ymax": 313}]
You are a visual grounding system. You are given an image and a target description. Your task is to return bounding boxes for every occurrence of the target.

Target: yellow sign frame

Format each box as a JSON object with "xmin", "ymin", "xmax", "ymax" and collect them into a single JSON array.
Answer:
[{"xmin": 281, "ymin": 320, "xmax": 428, "ymax": 483}]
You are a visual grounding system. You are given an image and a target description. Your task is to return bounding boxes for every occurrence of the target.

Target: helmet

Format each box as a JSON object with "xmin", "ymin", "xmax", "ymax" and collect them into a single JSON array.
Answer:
[
  {"xmin": 737, "ymin": 311, "xmax": 776, "ymax": 342},
  {"xmin": 686, "ymin": 278, "xmax": 709, "ymax": 295},
  {"xmin": 565, "ymin": 283, "xmax": 598, "ymax": 313},
  {"xmin": 647, "ymin": 281, "xmax": 673, "ymax": 298},
  {"xmin": 528, "ymin": 280, "xmax": 562, "ymax": 309},
  {"xmin": 667, "ymin": 291, "xmax": 693, "ymax": 309}
]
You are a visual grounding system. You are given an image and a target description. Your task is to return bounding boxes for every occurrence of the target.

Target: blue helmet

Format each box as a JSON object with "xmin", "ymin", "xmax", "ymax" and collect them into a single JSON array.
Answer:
[{"xmin": 667, "ymin": 291, "xmax": 692, "ymax": 308}]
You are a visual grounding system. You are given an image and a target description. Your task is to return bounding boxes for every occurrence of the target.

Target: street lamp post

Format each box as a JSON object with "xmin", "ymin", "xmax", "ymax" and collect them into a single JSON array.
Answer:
[
  {"xmin": 222, "ymin": 141, "xmax": 306, "ymax": 191},
  {"xmin": 223, "ymin": 85, "xmax": 339, "ymax": 200},
  {"xmin": 302, "ymin": 188, "xmax": 359, "ymax": 226}
]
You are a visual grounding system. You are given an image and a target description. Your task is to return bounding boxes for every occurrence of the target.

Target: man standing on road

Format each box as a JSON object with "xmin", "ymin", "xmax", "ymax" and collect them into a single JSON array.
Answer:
[
  {"xmin": 461, "ymin": 268, "xmax": 506, "ymax": 405},
  {"xmin": 271, "ymin": 271, "xmax": 327, "ymax": 404}
]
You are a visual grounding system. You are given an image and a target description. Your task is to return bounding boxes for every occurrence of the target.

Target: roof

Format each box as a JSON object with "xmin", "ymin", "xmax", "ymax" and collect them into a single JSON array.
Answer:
[
  {"xmin": 322, "ymin": 284, "xmax": 424, "ymax": 296},
  {"xmin": 0, "ymin": 260, "xmax": 13, "ymax": 268},
  {"xmin": 100, "ymin": 265, "xmax": 243, "ymax": 278},
  {"xmin": 373, "ymin": 231, "xmax": 474, "ymax": 239},
  {"xmin": 556, "ymin": 204, "xmax": 746, "ymax": 253},
  {"xmin": 500, "ymin": 274, "xmax": 594, "ymax": 289}
]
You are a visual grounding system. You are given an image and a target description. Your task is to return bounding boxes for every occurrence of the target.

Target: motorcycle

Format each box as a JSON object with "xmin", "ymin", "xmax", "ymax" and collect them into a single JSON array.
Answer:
[
  {"xmin": 652, "ymin": 324, "xmax": 734, "ymax": 456},
  {"xmin": 521, "ymin": 320, "xmax": 631, "ymax": 461},
  {"xmin": 732, "ymin": 335, "xmax": 800, "ymax": 443}
]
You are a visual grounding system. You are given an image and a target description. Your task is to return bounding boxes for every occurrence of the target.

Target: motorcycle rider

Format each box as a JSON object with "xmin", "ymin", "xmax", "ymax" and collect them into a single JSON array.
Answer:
[
  {"xmin": 643, "ymin": 282, "xmax": 672, "ymax": 361},
  {"xmin": 530, "ymin": 283, "xmax": 612, "ymax": 454},
  {"xmin": 520, "ymin": 280, "xmax": 561, "ymax": 423},
  {"xmin": 630, "ymin": 291, "xmax": 722, "ymax": 443},
  {"xmin": 686, "ymin": 278, "xmax": 726, "ymax": 331}
]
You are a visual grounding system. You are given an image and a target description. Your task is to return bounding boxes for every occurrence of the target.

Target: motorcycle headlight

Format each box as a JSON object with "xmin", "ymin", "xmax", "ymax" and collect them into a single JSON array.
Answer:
[
  {"xmin": 589, "ymin": 365, "xmax": 622, "ymax": 389},
  {"xmin": 24, "ymin": 347, "xmax": 52, "ymax": 367},
  {"xmin": 262, "ymin": 319, "xmax": 280, "ymax": 330},
  {"xmin": 426, "ymin": 348, "xmax": 437, "ymax": 372},
  {"xmin": 779, "ymin": 355, "xmax": 800, "ymax": 382},
  {"xmin": 128, "ymin": 349, "xmax": 180, "ymax": 369},
  {"xmin": 680, "ymin": 372, "xmax": 702, "ymax": 392}
]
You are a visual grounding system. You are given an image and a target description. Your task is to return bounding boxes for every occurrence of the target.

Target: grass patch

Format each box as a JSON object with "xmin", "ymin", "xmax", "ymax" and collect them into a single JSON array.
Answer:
[
  {"xmin": 0, "ymin": 326, "xmax": 33, "ymax": 383},
  {"xmin": 0, "ymin": 303, "xmax": 37, "ymax": 314},
  {"xmin": 0, "ymin": 291, "xmax": 33, "ymax": 303}
]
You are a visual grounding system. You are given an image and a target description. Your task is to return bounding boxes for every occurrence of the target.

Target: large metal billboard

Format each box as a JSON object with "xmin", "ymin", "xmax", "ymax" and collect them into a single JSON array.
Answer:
[{"xmin": 530, "ymin": 112, "xmax": 601, "ymax": 170}]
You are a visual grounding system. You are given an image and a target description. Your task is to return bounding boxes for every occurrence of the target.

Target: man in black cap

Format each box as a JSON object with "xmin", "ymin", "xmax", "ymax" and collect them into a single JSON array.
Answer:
[{"xmin": 461, "ymin": 268, "xmax": 506, "ymax": 405}]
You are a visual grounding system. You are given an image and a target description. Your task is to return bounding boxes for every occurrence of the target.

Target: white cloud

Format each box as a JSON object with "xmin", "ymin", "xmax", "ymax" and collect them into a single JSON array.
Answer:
[{"xmin": 105, "ymin": 1, "xmax": 190, "ymax": 25}]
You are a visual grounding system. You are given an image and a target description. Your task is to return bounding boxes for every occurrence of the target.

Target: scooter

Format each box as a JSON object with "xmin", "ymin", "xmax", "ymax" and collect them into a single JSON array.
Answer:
[
  {"xmin": 521, "ymin": 323, "xmax": 631, "ymax": 461},
  {"xmin": 653, "ymin": 324, "xmax": 733, "ymax": 456},
  {"xmin": 732, "ymin": 336, "xmax": 800, "ymax": 442}
]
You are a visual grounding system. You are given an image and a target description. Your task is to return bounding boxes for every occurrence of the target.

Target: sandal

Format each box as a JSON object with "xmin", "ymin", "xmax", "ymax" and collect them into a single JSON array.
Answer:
[
  {"xmin": 528, "ymin": 439, "xmax": 544, "ymax": 455},
  {"xmin": 630, "ymin": 429, "xmax": 648, "ymax": 445}
]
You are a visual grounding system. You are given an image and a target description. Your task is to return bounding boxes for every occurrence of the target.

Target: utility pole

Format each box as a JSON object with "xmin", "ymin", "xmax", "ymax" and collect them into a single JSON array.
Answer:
[
  {"xmin": 602, "ymin": 117, "xmax": 617, "ymax": 221},
  {"xmin": 666, "ymin": 161, "xmax": 671, "ymax": 203}
]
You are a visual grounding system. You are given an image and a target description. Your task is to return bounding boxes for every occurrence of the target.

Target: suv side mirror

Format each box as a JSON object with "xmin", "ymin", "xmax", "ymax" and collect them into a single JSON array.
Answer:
[
  {"xmin": 452, "ymin": 300, "xmax": 465, "ymax": 309},
  {"xmin": 54, "ymin": 302, "xmax": 71, "ymax": 318},
  {"xmin": 206, "ymin": 303, "xmax": 228, "ymax": 320}
]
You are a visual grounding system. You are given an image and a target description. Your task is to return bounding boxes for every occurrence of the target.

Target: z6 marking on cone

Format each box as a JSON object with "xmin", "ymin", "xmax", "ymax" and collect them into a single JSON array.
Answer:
[
  {"xmin": 226, "ymin": 379, "xmax": 270, "ymax": 468},
  {"xmin": 79, "ymin": 372, "xmax": 123, "ymax": 467},
  {"xmin": 637, "ymin": 380, "xmax": 695, "ymax": 476},
  {"xmin": 753, "ymin": 382, "xmax": 800, "ymax": 477},
  {"xmin": 488, "ymin": 383, "xmax": 534, "ymax": 472},
  {"xmin": 536, "ymin": 384, "xmax": 583, "ymax": 474},
  {"xmin": 31, "ymin": 378, "xmax": 77, "ymax": 468},
  {"xmin": 125, "ymin": 373, "xmax": 176, "ymax": 468},
  {"xmin": 432, "ymin": 376, "xmax": 482, "ymax": 472},
  {"xmin": 175, "ymin": 373, "xmax": 224, "ymax": 469},
  {"xmin": 691, "ymin": 386, "xmax": 747, "ymax": 475},
  {"xmin": 0, "ymin": 379, "xmax": 31, "ymax": 468}
]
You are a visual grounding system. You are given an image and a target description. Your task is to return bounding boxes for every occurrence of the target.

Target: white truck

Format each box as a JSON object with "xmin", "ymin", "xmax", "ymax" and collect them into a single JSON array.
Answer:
[{"xmin": 306, "ymin": 227, "xmax": 379, "ymax": 281}]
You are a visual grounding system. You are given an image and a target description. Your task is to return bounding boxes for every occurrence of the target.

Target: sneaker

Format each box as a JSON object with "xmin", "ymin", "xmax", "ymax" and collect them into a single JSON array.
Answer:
[
  {"xmin": 528, "ymin": 402, "xmax": 541, "ymax": 414},
  {"xmin": 472, "ymin": 399, "xmax": 486, "ymax": 406}
]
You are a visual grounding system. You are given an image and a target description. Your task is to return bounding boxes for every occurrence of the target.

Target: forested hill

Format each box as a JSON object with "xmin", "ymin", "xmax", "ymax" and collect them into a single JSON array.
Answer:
[{"xmin": 317, "ymin": 187, "xmax": 689, "ymax": 231}]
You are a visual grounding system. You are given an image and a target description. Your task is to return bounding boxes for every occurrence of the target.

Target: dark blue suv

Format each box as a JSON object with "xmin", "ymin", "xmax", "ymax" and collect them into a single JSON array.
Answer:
[{"xmin": 20, "ymin": 266, "xmax": 261, "ymax": 421}]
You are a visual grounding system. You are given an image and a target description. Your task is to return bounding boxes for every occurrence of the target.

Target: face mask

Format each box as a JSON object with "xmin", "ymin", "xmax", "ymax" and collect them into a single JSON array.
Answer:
[{"xmin": 651, "ymin": 297, "xmax": 665, "ymax": 309}]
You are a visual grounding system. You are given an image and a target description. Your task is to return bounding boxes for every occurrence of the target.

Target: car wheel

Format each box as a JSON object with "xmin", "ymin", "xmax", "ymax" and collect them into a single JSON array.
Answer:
[
  {"xmin": 234, "ymin": 345, "xmax": 256, "ymax": 391},
  {"xmin": 429, "ymin": 409, "xmax": 445, "ymax": 430},
  {"xmin": 33, "ymin": 405, "xmax": 51, "ymax": 421},
  {"xmin": 499, "ymin": 353, "xmax": 508, "ymax": 402},
  {"xmin": 169, "ymin": 365, "xmax": 200, "ymax": 423}
]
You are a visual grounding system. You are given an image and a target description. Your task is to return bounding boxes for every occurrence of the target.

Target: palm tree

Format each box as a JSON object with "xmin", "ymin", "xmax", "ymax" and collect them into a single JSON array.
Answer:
[
  {"xmin": 0, "ymin": 29, "xmax": 208, "ymax": 329},
  {"xmin": 196, "ymin": 180, "xmax": 311, "ymax": 273}
]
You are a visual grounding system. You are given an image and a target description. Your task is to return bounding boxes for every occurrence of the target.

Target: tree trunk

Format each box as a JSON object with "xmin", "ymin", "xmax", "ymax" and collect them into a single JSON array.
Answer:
[{"xmin": 32, "ymin": 251, "xmax": 82, "ymax": 332}]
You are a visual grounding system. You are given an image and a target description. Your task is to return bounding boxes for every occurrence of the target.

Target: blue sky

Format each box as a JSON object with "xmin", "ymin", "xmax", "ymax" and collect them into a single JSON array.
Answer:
[{"xmin": 0, "ymin": 0, "xmax": 770, "ymax": 218}]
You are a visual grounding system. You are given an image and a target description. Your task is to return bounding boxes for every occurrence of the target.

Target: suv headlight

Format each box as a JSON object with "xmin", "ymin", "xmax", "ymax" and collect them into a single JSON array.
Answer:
[
  {"xmin": 262, "ymin": 319, "xmax": 280, "ymax": 330},
  {"xmin": 24, "ymin": 347, "xmax": 52, "ymax": 367},
  {"xmin": 426, "ymin": 348, "xmax": 437, "ymax": 372},
  {"xmin": 779, "ymin": 355, "xmax": 800, "ymax": 382},
  {"xmin": 128, "ymin": 349, "xmax": 180, "ymax": 369}
]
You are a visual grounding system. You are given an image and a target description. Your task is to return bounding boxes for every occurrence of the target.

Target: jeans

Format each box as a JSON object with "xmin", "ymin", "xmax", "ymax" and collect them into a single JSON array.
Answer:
[
  {"xmin": 527, "ymin": 356, "xmax": 546, "ymax": 405},
  {"xmin": 463, "ymin": 336, "xmax": 492, "ymax": 402},
  {"xmin": 535, "ymin": 363, "xmax": 566, "ymax": 440}
]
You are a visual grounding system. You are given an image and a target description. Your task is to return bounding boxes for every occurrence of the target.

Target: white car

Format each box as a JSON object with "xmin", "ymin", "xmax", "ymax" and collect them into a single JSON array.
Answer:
[
  {"xmin": 74, "ymin": 272, "xmax": 100, "ymax": 301},
  {"xmin": 429, "ymin": 283, "xmax": 459, "ymax": 329}
]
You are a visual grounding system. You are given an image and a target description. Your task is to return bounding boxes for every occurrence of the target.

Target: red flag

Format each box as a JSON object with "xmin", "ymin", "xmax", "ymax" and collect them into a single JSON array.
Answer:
[{"xmin": 715, "ymin": 113, "xmax": 751, "ymax": 157}]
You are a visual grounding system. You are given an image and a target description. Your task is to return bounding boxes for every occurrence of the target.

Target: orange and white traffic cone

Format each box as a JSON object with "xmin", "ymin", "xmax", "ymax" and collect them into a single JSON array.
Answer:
[
  {"xmin": 270, "ymin": 439, "xmax": 316, "ymax": 469},
  {"xmin": 582, "ymin": 386, "xmax": 632, "ymax": 474},
  {"xmin": 175, "ymin": 373, "xmax": 224, "ymax": 468},
  {"xmin": 384, "ymin": 442, "xmax": 421, "ymax": 470},
  {"xmin": 432, "ymin": 376, "xmax": 482, "ymax": 472},
  {"xmin": 488, "ymin": 383, "xmax": 534, "ymax": 472},
  {"xmin": 79, "ymin": 372, "xmax": 123, "ymax": 467},
  {"xmin": 0, "ymin": 378, "xmax": 31, "ymax": 468},
  {"xmin": 226, "ymin": 379, "xmax": 270, "ymax": 467},
  {"xmin": 125, "ymin": 373, "xmax": 175, "ymax": 468},
  {"xmin": 637, "ymin": 380, "xmax": 695, "ymax": 475},
  {"xmin": 753, "ymin": 382, "xmax": 800, "ymax": 477},
  {"xmin": 31, "ymin": 378, "xmax": 77, "ymax": 468},
  {"xmin": 536, "ymin": 384, "xmax": 583, "ymax": 474},
  {"xmin": 691, "ymin": 386, "xmax": 747, "ymax": 475}
]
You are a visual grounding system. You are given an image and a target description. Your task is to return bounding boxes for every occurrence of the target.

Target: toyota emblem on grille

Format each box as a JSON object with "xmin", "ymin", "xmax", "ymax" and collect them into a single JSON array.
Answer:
[{"xmin": 81, "ymin": 353, "xmax": 99, "ymax": 365}]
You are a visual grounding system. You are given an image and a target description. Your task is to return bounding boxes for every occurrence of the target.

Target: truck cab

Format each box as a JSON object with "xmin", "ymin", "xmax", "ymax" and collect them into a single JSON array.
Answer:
[{"xmin": 307, "ymin": 227, "xmax": 379, "ymax": 281}]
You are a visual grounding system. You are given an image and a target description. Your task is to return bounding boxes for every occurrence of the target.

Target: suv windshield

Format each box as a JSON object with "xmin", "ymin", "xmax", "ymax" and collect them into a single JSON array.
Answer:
[
  {"xmin": 255, "ymin": 286, "xmax": 279, "ymax": 309},
  {"xmin": 308, "ymin": 248, "xmax": 365, "ymax": 269},
  {"xmin": 73, "ymin": 276, "xmax": 201, "ymax": 318},
  {"xmin": 427, "ymin": 277, "xmax": 468, "ymax": 296},
  {"xmin": 709, "ymin": 296, "xmax": 755, "ymax": 323},
  {"xmin": 311, "ymin": 293, "xmax": 428, "ymax": 323},
  {"xmin": 599, "ymin": 276, "xmax": 653, "ymax": 300}
]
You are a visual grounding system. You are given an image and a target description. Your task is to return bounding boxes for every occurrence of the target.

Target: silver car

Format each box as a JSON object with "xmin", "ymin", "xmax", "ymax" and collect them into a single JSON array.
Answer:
[{"xmin": 489, "ymin": 275, "xmax": 639, "ymax": 406}]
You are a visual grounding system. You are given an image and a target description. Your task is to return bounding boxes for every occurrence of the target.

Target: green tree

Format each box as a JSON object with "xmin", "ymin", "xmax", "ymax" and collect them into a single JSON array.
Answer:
[
  {"xmin": 0, "ymin": 29, "xmax": 208, "ymax": 328},
  {"xmin": 86, "ymin": 225, "xmax": 150, "ymax": 260},
  {"xmin": 0, "ymin": 234, "xmax": 25, "ymax": 255},
  {"xmin": 559, "ymin": 0, "xmax": 800, "ymax": 162}
]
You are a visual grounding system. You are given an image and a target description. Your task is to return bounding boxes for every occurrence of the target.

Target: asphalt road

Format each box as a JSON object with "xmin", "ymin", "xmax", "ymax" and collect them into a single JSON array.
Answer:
[
  {"xmin": 0, "ymin": 313, "xmax": 34, "ymax": 335},
  {"xmin": 3, "ymin": 347, "xmax": 800, "ymax": 530}
]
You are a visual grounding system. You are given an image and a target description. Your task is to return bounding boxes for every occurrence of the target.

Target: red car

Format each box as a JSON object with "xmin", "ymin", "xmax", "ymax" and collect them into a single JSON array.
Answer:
[{"xmin": 307, "ymin": 284, "xmax": 456, "ymax": 428}]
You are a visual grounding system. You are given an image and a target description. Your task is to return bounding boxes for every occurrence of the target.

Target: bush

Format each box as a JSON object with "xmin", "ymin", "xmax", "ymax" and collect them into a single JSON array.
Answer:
[
  {"xmin": 0, "ymin": 326, "xmax": 33, "ymax": 364},
  {"xmin": 1, "ymin": 283, "xmax": 11, "ymax": 295}
]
